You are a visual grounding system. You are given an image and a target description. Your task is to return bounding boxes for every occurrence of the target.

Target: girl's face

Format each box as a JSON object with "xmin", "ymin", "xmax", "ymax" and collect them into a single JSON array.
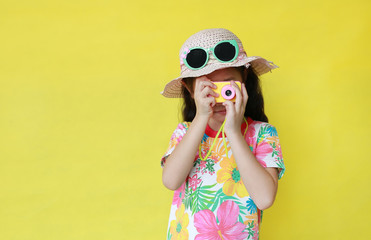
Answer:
[{"xmin": 193, "ymin": 67, "xmax": 245, "ymax": 124}]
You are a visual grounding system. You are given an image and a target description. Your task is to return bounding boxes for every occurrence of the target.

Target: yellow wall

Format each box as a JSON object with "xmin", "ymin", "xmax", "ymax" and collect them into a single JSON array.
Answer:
[{"xmin": 0, "ymin": 0, "xmax": 370, "ymax": 239}]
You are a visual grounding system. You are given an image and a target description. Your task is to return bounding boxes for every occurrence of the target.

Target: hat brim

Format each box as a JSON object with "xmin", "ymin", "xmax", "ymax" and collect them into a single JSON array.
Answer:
[{"xmin": 161, "ymin": 56, "xmax": 278, "ymax": 98}]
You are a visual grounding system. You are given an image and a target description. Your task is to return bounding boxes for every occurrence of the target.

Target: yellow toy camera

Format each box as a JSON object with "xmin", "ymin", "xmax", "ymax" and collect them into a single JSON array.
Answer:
[{"xmin": 213, "ymin": 81, "xmax": 241, "ymax": 103}]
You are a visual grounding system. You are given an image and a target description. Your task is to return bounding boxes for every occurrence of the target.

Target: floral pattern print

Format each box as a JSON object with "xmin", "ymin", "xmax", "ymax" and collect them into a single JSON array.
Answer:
[
  {"xmin": 217, "ymin": 157, "xmax": 249, "ymax": 198},
  {"xmin": 172, "ymin": 182, "xmax": 186, "ymax": 208},
  {"xmin": 162, "ymin": 118, "xmax": 285, "ymax": 239},
  {"xmin": 251, "ymin": 225, "xmax": 259, "ymax": 240},
  {"xmin": 188, "ymin": 174, "xmax": 202, "ymax": 191},
  {"xmin": 169, "ymin": 204, "xmax": 189, "ymax": 240},
  {"xmin": 246, "ymin": 197, "xmax": 258, "ymax": 214},
  {"xmin": 194, "ymin": 200, "xmax": 249, "ymax": 240},
  {"xmin": 244, "ymin": 212, "xmax": 258, "ymax": 226}
]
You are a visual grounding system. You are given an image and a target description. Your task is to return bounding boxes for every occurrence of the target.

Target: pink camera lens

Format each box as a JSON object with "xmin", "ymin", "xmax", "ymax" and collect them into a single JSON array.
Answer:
[{"xmin": 221, "ymin": 85, "xmax": 236, "ymax": 100}]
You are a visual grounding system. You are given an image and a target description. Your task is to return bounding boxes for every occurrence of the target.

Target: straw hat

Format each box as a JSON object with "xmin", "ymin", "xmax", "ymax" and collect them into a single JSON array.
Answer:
[{"xmin": 161, "ymin": 28, "xmax": 279, "ymax": 98}]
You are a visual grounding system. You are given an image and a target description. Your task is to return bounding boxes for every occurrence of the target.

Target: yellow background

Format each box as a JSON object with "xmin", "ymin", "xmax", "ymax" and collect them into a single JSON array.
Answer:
[{"xmin": 0, "ymin": 0, "xmax": 370, "ymax": 239}]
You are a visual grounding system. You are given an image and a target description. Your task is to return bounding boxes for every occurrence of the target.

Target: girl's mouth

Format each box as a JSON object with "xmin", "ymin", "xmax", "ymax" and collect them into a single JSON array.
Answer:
[{"xmin": 213, "ymin": 108, "xmax": 226, "ymax": 114}]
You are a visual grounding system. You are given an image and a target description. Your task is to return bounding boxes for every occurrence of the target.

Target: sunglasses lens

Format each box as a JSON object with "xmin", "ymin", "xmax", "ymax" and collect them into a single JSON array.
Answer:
[
  {"xmin": 214, "ymin": 42, "xmax": 237, "ymax": 62},
  {"xmin": 185, "ymin": 49, "xmax": 207, "ymax": 69}
]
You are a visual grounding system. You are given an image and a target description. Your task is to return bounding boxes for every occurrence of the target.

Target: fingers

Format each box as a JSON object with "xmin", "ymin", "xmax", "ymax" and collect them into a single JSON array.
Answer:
[
  {"xmin": 207, "ymin": 96, "xmax": 216, "ymax": 108},
  {"xmin": 194, "ymin": 77, "xmax": 219, "ymax": 98},
  {"xmin": 193, "ymin": 77, "xmax": 218, "ymax": 117},
  {"xmin": 200, "ymin": 86, "xmax": 219, "ymax": 98},
  {"xmin": 222, "ymin": 100, "xmax": 234, "ymax": 113},
  {"xmin": 221, "ymin": 81, "xmax": 248, "ymax": 134},
  {"xmin": 194, "ymin": 77, "xmax": 216, "ymax": 91},
  {"xmin": 230, "ymin": 81, "xmax": 242, "ymax": 111}
]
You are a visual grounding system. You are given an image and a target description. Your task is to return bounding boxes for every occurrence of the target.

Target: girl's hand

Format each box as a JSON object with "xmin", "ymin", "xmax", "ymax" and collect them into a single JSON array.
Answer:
[
  {"xmin": 222, "ymin": 81, "xmax": 248, "ymax": 135},
  {"xmin": 193, "ymin": 76, "xmax": 219, "ymax": 119}
]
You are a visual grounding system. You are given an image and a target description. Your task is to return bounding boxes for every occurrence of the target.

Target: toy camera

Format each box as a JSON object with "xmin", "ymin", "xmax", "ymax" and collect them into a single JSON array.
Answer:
[{"xmin": 213, "ymin": 81, "xmax": 241, "ymax": 103}]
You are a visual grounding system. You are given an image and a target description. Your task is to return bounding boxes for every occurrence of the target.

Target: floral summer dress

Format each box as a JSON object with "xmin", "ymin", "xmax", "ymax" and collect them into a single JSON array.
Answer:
[{"xmin": 161, "ymin": 117, "xmax": 285, "ymax": 240}]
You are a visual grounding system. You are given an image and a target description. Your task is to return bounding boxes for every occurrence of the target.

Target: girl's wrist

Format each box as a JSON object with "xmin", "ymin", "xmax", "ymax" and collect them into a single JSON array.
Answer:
[
  {"xmin": 193, "ymin": 113, "xmax": 210, "ymax": 125},
  {"xmin": 226, "ymin": 129, "xmax": 244, "ymax": 145},
  {"xmin": 225, "ymin": 119, "xmax": 245, "ymax": 139},
  {"xmin": 224, "ymin": 119, "xmax": 244, "ymax": 136},
  {"xmin": 225, "ymin": 127, "xmax": 243, "ymax": 138},
  {"xmin": 194, "ymin": 106, "xmax": 212, "ymax": 119}
]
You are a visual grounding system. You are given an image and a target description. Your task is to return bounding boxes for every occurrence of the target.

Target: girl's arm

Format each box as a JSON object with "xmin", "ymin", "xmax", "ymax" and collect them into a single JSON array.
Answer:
[
  {"xmin": 226, "ymin": 131, "xmax": 278, "ymax": 210},
  {"xmin": 162, "ymin": 78, "xmax": 218, "ymax": 191},
  {"xmin": 162, "ymin": 115, "xmax": 208, "ymax": 190},
  {"xmin": 223, "ymin": 81, "xmax": 278, "ymax": 210}
]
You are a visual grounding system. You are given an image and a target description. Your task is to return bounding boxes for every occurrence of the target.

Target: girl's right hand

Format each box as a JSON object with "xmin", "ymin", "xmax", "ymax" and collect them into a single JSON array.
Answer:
[{"xmin": 193, "ymin": 76, "xmax": 219, "ymax": 118}]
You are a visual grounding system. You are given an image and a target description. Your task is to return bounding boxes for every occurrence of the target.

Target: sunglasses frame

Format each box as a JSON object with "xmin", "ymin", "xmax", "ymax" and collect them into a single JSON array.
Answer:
[{"xmin": 183, "ymin": 40, "xmax": 240, "ymax": 70}]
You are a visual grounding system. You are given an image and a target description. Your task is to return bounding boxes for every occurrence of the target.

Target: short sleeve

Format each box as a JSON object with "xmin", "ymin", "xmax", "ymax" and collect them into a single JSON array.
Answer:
[
  {"xmin": 161, "ymin": 122, "xmax": 190, "ymax": 168},
  {"xmin": 255, "ymin": 123, "xmax": 285, "ymax": 180}
]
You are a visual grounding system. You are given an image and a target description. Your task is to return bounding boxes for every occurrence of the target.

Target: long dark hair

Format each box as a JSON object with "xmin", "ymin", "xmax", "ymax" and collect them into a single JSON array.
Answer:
[{"xmin": 181, "ymin": 66, "xmax": 269, "ymax": 123}]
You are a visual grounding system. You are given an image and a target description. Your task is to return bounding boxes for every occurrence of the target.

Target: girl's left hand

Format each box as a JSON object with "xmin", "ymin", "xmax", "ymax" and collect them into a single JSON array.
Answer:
[{"xmin": 222, "ymin": 81, "xmax": 248, "ymax": 136}]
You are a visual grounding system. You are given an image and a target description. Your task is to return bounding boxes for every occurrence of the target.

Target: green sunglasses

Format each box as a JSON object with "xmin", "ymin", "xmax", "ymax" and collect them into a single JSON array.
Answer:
[{"xmin": 181, "ymin": 40, "xmax": 240, "ymax": 70}]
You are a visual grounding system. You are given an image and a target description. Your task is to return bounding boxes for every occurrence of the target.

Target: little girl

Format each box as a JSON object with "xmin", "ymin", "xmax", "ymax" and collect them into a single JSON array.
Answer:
[{"xmin": 161, "ymin": 28, "xmax": 285, "ymax": 240}]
